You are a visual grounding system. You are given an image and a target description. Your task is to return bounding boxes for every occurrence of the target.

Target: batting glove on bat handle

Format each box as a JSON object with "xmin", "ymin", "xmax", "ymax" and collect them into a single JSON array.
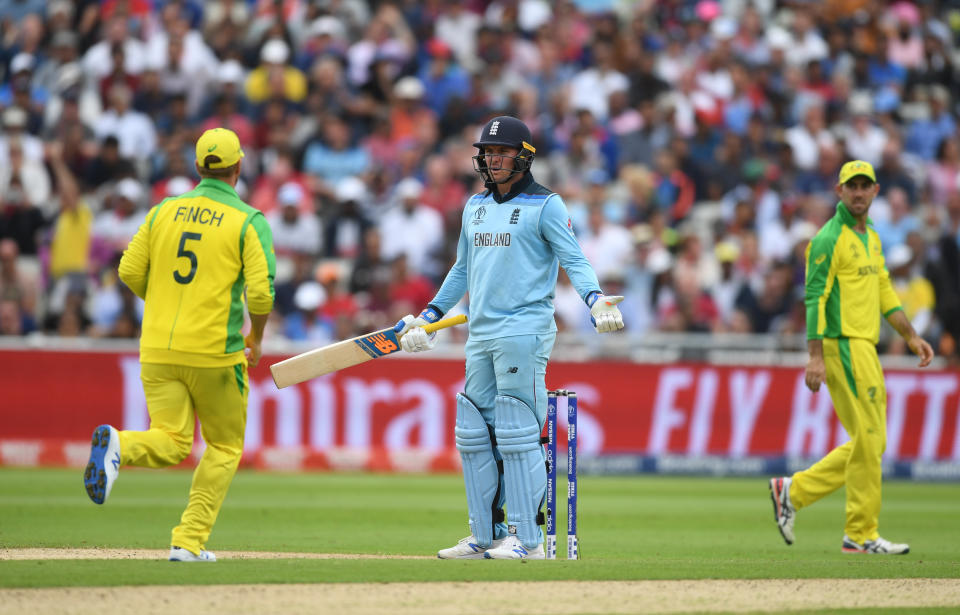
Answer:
[
  {"xmin": 393, "ymin": 306, "xmax": 441, "ymax": 335},
  {"xmin": 588, "ymin": 294, "xmax": 625, "ymax": 333},
  {"xmin": 394, "ymin": 307, "xmax": 442, "ymax": 353}
]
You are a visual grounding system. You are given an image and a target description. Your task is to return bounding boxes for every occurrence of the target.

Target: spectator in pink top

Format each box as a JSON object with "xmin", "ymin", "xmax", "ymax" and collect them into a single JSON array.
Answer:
[{"xmin": 927, "ymin": 138, "xmax": 960, "ymax": 206}]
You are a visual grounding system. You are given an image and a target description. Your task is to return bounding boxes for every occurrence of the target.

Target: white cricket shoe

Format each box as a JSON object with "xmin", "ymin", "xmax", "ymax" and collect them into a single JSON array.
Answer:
[
  {"xmin": 483, "ymin": 535, "xmax": 545, "ymax": 560},
  {"xmin": 84, "ymin": 425, "xmax": 121, "ymax": 505},
  {"xmin": 437, "ymin": 535, "xmax": 505, "ymax": 559},
  {"xmin": 842, "ymin": 535, "xmax": 910, "ymax": 555},
  {"xmin": 169, "ymin": 546, "xmax": 217, "ymax": 562},
  {"xmin": 769, "ymin": 476, "xmax": 795, "ymax": 545}
]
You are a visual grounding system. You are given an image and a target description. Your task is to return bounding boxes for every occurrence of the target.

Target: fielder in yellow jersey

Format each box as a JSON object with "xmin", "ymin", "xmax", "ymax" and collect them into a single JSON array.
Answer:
[
  {"xmin": 83, "ymin": 128, "xmax": 276, "ymax": 562},
  {"xmin": 769, "ymin": 160, "xmax": 933, "ymax": 555}
]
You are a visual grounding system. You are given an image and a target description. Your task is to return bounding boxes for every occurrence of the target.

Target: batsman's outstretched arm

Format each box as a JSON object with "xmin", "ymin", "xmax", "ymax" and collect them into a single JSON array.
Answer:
[{"xmin": 270, "ymin": 314, "xmax": 467, "ymax": 387}]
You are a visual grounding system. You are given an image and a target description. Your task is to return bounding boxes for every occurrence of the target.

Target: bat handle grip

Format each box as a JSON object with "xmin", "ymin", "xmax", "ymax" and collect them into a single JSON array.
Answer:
[{"xmin": 422, "ymin": 314, "xmax": 468, "ymax": 334}]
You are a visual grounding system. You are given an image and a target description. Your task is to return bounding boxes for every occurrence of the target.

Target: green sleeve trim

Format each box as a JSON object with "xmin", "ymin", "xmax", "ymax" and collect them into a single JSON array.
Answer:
[
  {"xmin": 805, "ymin": 224, "xmax": 840, "ymax": 338},
  {"xmin": 226, "ymin": 213, "xmax": 256, "ymax": 354},
  {"xmin": 147, "ymin": 198, "xmax": 172, "ymax": 229},
  {"xmin": 249, "ymin": 213, "xmax": 277, "ymax": 299},
  {"xmin": 884, "ymin": 306, "xmax": 904, "ymax": 318},
  {"xmin": 226, "ymin": 212, "xmax": 254, "ymax": 355},
  {"xmin": 225, "ymin": 271, "xmax": 246, "ymax": 353},
  {"xmin": 238, "ymin": 215, "xmax": 251, "ymax": 256}
]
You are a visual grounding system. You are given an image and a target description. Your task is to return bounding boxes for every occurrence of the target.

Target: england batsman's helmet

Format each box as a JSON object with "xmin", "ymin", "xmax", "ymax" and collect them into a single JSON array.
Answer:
[{"xmin": 472, "ymin": 116, "xmax": 536, "ymax": 185}]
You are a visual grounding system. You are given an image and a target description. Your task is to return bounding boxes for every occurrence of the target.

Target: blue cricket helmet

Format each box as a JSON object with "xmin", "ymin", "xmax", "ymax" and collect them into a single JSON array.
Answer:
[{"xmin": 472, "ymin": 116, "xmax": 536, "ymax": 185}]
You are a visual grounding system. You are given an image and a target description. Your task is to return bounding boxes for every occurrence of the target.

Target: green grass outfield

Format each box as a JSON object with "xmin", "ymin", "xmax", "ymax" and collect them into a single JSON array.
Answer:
[{"xmin": 0, "ymin": 468, "xmax": 958, "ymax": 587}]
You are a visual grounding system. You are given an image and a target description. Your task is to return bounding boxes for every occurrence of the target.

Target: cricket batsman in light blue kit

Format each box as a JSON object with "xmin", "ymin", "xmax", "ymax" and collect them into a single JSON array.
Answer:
[{"xmin": 395, "ymin": 116, "xmax": 624, "ymax": 559}]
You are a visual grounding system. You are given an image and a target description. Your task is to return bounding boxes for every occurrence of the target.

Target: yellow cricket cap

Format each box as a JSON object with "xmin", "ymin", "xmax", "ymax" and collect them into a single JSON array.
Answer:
[
  {"xmin": 838, "ymin": 160, "xmax": 876, "ymax": 185},
  {"xmin": 195, "ymin": 127, "xmax": 244, "ymax": 169}
]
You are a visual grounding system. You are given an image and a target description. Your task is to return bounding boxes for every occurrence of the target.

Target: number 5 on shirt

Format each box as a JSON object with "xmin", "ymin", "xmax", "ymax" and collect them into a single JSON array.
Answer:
[
  {"xmin": 174, "ymin": 232, "xmax": 202, "ymax": 284},
  {"xmin": 270, "ymin": 314, "xmax": 468, "ymax": 388}
]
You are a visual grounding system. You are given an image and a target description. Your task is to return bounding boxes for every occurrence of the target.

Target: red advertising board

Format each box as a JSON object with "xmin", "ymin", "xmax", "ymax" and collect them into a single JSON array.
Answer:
[{"xmin": 2, "ymin": 349, "xmax": 959, "ymax": 470}]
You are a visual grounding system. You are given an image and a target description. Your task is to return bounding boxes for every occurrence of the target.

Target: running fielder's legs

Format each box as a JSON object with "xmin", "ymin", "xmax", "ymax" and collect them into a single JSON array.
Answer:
[
  {"xmin": 119, "ymin": 363, "xmax": 196, "ymax": 469},
  {"xmin": 170, "ymin": 364, "xmax": 248, "ymax": 554}
]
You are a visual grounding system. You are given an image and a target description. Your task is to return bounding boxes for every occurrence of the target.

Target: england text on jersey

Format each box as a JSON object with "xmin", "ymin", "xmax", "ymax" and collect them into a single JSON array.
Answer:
[{"xmin": 474, "ymin": 232, "xmax": 511, "ymax": 247}]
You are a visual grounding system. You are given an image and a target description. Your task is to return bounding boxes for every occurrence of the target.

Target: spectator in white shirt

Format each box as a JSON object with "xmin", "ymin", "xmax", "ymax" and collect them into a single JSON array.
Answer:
[
  {"xmin": 93, "ymin": 84, "xmax": 157, "ymax": 165},
  {"xmin": 579, "ymin": 199, "xmax": 634, "ymax": 282},
  {"xmin": 0, "ymin": 136, "xmax": 50, "ymax": 211},
  {"xmin": 92, "ymin": 178, "xmax": 146, "ymax": 258},
  {"xmin": 378, "ymin": 178, "xmax": 444, "ymax": 278},
  {"xmin": 785, "ymin": 103, "xmax": 836, "ymax": 171},
  {"xmin": 569, "ymin": 40, "xmax": 629, "ymax": 122},
  {"xmin": 0, "ymin": 107, "xmax": 44, "ymax": 169},
  {"xmin": 435, "ymin": 3, "xmax": 482, "ymax": 71},
  {"xmin": 772, "ymin": 9, "xmax": 828, "ymax": 69},
  {"xmin": 842, "ymin": 96, "xmax": 888, "ymax": 168},
  {"xmin": 81, "ymin": 15, "xmax": 147, "ymax": 82},
  {"xmin": 267, "ymin": 182, "xmax": 322, "ymax": 257},
  {"xmin": 144, "ymin": 13, "xmax": 218, "ymax": 117}
]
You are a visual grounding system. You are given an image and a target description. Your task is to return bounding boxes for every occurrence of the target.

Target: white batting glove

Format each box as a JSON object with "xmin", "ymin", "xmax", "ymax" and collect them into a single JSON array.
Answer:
[
  {"xmin": 588, "ymin": 294, "xmax": 625, "ymax": 333},
  {"xmin": 394, "ymin": 308, "xmax": 440, "ymax": 353},
  {"xmin": 401, "ymin": 323, "xmax": 436, "ymax": 352},
  {"xmin": 393, "ymin": 314, "xmax": 418, "ymax": 336}
]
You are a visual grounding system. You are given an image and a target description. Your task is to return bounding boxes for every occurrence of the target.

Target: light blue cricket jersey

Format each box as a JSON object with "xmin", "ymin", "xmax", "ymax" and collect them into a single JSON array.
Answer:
[{"xmin": 430, "ymin": 174, "xmax": 602, "ymax": 341}]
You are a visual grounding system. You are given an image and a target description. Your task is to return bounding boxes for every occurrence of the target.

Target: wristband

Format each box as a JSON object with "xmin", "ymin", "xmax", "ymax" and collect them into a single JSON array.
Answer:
[
  {"xmin": 585, "ymin": 291, "xmax": 603, "ymax": 308},
  {"xmin": 420, "ymin": 306, "xmax": 442, "ymax": 323}
]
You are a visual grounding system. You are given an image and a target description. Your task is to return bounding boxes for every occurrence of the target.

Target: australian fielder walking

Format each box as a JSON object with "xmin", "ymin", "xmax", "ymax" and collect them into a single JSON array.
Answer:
[{"xmin": 769, "ymin": 160, "xmax": 933, "ymax": 554}]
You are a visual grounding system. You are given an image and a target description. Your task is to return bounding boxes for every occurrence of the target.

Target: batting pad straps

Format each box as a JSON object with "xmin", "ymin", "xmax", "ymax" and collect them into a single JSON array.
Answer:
[{"xmin": 455, "ymin": 393, "xmax": 502, "ymax": 547}]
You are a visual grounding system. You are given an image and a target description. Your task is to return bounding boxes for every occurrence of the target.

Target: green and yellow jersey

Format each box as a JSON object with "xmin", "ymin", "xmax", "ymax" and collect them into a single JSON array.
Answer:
[
  {"xmin": 119, "ymin": 178, "xmax": 275, "ymax": 367},
  {"xmin": 805, "ymin": 202, "xmax": 902, "ymax": 344}
]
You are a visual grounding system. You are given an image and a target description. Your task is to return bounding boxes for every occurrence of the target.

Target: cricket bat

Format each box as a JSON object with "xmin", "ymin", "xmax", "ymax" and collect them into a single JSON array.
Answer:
[{"xmin": 270, "ymin": 314, "xmax": 468, "ymax": 388}]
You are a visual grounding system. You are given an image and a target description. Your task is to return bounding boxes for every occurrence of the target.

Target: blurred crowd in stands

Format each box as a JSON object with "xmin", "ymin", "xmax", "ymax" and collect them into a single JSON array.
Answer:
[{"xmin": 0, "ymin": 0, "xmax": 959, "ymax": 361}]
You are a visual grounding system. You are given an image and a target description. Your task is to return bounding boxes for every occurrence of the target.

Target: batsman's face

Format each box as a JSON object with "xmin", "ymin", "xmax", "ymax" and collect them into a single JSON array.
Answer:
[{"xmin": 485, "ymin": 145, "xmax": 518, "ymax": 181}]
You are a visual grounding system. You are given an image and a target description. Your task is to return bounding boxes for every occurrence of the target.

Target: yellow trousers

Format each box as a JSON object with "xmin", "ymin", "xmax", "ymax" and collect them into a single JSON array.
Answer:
[
  {"xmin": 118, "ymin": 363, "xmax": 248, "ymax": 555},
  {"xmin": 790, "ymin": 337, "xmax": 886, "ymax": 543}
]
